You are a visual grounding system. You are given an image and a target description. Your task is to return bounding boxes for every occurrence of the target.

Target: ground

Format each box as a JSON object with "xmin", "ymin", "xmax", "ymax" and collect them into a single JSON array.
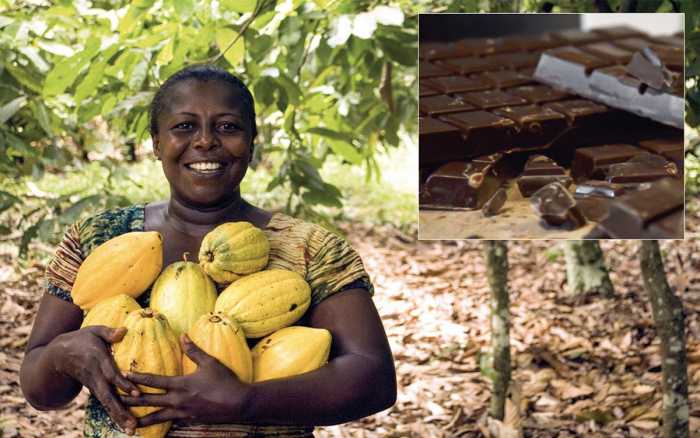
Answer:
[{"xmin": 1, "ymin": 223, "xmax": 699, "ymax": 437}]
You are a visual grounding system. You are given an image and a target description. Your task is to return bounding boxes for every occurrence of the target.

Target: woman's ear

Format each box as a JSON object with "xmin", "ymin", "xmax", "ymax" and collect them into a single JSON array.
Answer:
[{"xmin": 152, "ymin": 135, "xmax": 162, "ymax": 161}]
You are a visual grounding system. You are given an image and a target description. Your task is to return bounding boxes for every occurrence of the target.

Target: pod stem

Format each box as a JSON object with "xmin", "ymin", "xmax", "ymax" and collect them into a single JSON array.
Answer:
[{"xmin": 183, "ymin": 252, "xmax": 190, "ymax": 262}]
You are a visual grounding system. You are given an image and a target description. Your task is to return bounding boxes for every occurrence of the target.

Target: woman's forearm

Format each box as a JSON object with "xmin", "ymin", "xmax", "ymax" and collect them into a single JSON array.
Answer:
[
  {"xmin": 239, "ymin": 352, "xmax": 396, "ymax": 426},
  {"xmin": 20, "ymin": 343, "xmax": 82, "ymax": 410}
]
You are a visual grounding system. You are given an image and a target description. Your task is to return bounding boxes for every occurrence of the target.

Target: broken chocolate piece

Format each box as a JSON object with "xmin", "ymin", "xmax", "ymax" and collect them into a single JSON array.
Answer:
[
  {"xmin": 596, "ymin": 177, "xmax": 683, "ymax": 238},
  {"xmin": 571, "ymin": 144, "xmax": 646, "ymax": 182},
  {"xmin": 482, "ymin": 188, "xmax": 508, "ymax": 217},
  {"xmin": 530, "ymin": 182, "xmax": 586, "ymax": 228},
  {"xmin": 625, "ymin": 48, "xmax": 673, "ymax": 91},
  {"xmin": 517, "ymin": 155, "xmax": 572, "ymax": 197},
  {"xmin": 420, "ymin": 156, "xmax": 506, "ymax": 210},
  {"xmin": 606, "ymin": 152, "xmax": 677, "ymax": 183}
]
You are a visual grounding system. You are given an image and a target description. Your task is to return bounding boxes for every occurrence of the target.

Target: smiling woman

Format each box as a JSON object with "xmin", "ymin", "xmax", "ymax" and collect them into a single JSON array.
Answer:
[{"xmin": 19, "ymin": 65, "xmax": 396, "ymax": 437}]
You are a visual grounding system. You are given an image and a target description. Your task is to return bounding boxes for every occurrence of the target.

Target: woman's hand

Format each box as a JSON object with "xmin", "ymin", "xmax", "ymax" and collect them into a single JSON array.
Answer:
[
  {"xmin": 49, "ymin": 326, "xmax": 141, "ymax": 434},
  {"xmin": 120, "ymin": 335, "xmax": 250, "ymax": 428}
]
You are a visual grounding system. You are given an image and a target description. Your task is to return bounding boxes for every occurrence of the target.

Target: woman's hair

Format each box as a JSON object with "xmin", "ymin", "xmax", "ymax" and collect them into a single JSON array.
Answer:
[{"xmin": 149, "ymin": 64, "xmax": 258, "ymax": 140}]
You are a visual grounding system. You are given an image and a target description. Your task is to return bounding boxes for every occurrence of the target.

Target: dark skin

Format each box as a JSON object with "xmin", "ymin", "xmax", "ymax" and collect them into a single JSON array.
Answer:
[{"xmin": 20, "ymin": 80, "xmax": 396, "ymax": 433}]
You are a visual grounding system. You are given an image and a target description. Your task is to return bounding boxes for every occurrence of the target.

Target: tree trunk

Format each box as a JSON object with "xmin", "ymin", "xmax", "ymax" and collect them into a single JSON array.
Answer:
[
  {"xmin": 563, "ymin": 240, "xmax": 614, "ymax": 298},
  {"xmin": 483, "ymin": 240, "xmax": 511, "ymax": 421},
  {"xmin": 639, "ymin": 240, "xmax": 689, "ymax": 438}
]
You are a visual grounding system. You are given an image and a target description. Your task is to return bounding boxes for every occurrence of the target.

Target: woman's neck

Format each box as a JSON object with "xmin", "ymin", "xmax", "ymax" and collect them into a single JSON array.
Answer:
[{"xmin": 165, "ymin": 193, "xmax": 252, "ymax": 236}]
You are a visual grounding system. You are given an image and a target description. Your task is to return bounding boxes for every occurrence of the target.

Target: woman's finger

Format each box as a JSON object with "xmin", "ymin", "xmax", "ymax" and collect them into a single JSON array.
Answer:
[
  {"xmin": 126, "ymin": 371, "xmax": 180, "ymax": 389},
  {"xmin": 89, "ymin": 325, "xmax": 126, "ymax": 343},
  {"xmin": 101, "ymin": 361, "xmax": 140, "ymax": 397},
  {"xmin": 180, "ymin": 334, "xmax": 214, "ymax": 366},
  {"xmin": 91, "ymin": 377, "xmax": 138, "ymax": 431},
  {"xmin": 121, "ymin": 393, "xmax": 174, "ymax": 408},
  {"xmin": 136, "ymin": 407, "xmax": 185, "ymax": 428}
]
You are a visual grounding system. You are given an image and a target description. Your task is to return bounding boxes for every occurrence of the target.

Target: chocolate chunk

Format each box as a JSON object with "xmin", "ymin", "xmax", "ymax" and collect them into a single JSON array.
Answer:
[
  {"xmin": 596, "ymin": 177, "xmax": 683, "ymax": 238},
  {"xmin": 576, "ymin": 197, "xmax": 611, "ymax": 222},
  {"xmin": 606, "ymin": 152, "xmax": 677, "ymax": 183},
  {"xmin": 580, "ymin": 42, "xmax": 634, "ymax": 64},
  {"xmin": 420, "ymin": 61, "xmax": 451, "ymax": 78},
  {"xmin": 478, "ymin": 70, "xmax": 534, "ymax": 89},
  {"xmin": 625, "ymin": 49, "xmax": 672, "ymax": 90},
  {"xmin": 517, "ymin": 155, "xmax": 572, "ymax": 197},
  {"xmin": 420, "ymin": 157, "xmax": 505, "ymax": 210},
  {"xmin": 458, "ymin": 90, "xmax": 528, "ymax": 109},
  {"xmin": 571, "ymin": 144, "xmax": 646, "ymax": 182},
  {"xmin": 530, "ymin": 182, "xmax": 586, "ymax": 228},
  {"xmin": 482, "ymin": 188, "xmax": 508, "ymax": 217}
]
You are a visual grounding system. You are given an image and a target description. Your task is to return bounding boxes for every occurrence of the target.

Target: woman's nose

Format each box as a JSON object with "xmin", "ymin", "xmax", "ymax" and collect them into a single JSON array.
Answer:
[{"xmin": 192, "ymin": 125, "xmax": 219, "ymax": 149}]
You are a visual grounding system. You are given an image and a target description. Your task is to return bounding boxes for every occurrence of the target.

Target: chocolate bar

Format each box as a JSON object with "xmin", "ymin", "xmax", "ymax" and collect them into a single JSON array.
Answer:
[
  {"xmin": 517, "ymin": 155, "xmax": 572, "ymax": 197},
  {"xmin": 482, "ymin": 188, "xmax": 507, "ymax": 217},
  {"xmin": 419, "ymin": 23, "xmax": 684, "ymax": 238},
  {"xmin": 534, "ymin": 41, "xmax": 683, "ymax": 128}
]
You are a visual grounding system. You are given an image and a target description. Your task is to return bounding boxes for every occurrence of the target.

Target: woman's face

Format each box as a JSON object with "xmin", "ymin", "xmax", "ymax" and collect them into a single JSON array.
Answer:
[{"xmin": 153, "ymin": 79, "xmax": 253, "ymax": 209}]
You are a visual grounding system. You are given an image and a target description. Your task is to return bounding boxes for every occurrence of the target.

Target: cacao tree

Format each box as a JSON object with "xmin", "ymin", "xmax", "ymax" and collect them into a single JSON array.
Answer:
[
  {"xmin": 563, "ymin": 240, "xmax": 614, "ymax": 298},
  {"xmin": 483, "ymin": 240, "xmax": 511, "ymax": 421},
  {"xmin": 639, "ymin": 240, "xmax": 689, "ymax": 438}
]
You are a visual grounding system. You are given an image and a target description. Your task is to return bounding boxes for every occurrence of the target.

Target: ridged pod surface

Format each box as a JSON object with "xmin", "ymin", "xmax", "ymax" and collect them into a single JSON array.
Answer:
[
  {"xmin": 214, "ymin": 269, "xmax": 311, "ymax": 338},
  {"xmin": 112, "ymin": 308, "xmax": 182, "ymax": 438},
  {"xmin": 71, "ymin": 232, "xmax": 163, "ymax": 310},
  {"xmin": 80, "ymin": 294, "xmax": 141, "ymax": 329},
  {"xmin": 149, "ymin": 255, "xmax": 217, "ymax": 336},
  {"xmin": 252, "ymin": 326, "xmax": 332, "ymax": 382},
  {"xmin": 198, "ymin": 222, "xmax": 269, "ymax": 284},
  {"xmin": 183, "ymin": 312, "xmax": 253, "ymax": 383}
]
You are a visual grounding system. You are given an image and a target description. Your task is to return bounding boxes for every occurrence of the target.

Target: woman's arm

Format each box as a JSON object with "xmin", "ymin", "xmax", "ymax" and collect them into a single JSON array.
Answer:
[
  {"xmin": 241, "ymin": 287, "xmax": 396, "ymax": 425},
  {"xmin": 20, "ymin": 294, "xmax": 140, "ymax": 432},
  {"xmin": 124, "ymin": 287, "xmax": 396, "ymax": 427}
]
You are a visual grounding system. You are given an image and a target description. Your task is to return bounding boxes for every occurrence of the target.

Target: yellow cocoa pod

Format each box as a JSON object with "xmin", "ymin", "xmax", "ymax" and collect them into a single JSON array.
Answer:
[
  {"xmin": 215, "ymin": 269, "xmax": 311, "ymax": 338},
  {"xmin": 252, "ymin": 326, "xmax": 331, "ymax": 382},
  {"xmin": 113, "ymin": 308, "xmax": 182, "ymax": 438},
  {"xmin": 183, "ymin": 312, "xmax": 253, "ymax": 383},
  {"xmin": 149, "ymin": 253, "xmax": 217, "ymax": 336},
  {"xmin": 71, "ymin": 231, "xmax": 163, "ymax": 310},
  {"xmin": 198, "ymin": 222, "xmax": 269, "ymax": 284},
  {"xmin": 80, "ymin": 294, "xmax": 141, "ymax": 329}
]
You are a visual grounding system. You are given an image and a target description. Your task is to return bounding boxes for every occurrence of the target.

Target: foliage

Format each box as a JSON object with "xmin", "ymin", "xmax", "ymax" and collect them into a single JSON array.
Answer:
[{"xmin": 0, "ymin": 0, "xmax": 417, "ymax": 253}]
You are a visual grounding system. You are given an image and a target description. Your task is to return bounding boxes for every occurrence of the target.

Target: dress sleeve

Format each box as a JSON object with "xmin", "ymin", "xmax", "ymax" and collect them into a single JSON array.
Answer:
[
  {"xmin": 45, "ymin": 221, "xmax": 85, "ymax": 304},
  {"xmin": 305, "ymin": 225, "xmax": 374, "ymax": 306}
]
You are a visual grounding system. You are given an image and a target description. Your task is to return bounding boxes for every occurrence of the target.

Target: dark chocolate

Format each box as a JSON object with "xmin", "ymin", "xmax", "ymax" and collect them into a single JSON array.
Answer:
[
  {"xmin": 420, "ymin": 156, "xmax": 505, "ymax": 210},
  {"xmin": 517, "ymin": 155, "xmax": 572, "ymax": 197},
  {"xmin": 571, "ymin": 144, "xmax": 646, "ymax": 182},
  {"xmin": 605, "ymin": 152, "xmax": 677, "ymax": 183},
  {"xmin": 420, "ymin": 95, "xmax": 476, "ymax": 116},
  {"xmin": 595, "ymin": 177, "xmax": 683, "ymax": 238},
  {"xmin": 482, "ymin": 188, "xmax": 508, "ymax": 217},
  {"xmin": 530, "ymin": 182, "xmax": 586, "ymax": 228}
]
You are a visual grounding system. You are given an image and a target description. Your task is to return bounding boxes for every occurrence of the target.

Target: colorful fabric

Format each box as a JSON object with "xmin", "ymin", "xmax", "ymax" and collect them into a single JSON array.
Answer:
[{"xmin": 45, "ymin": 205, "xmax": 373, "ymax": 437}]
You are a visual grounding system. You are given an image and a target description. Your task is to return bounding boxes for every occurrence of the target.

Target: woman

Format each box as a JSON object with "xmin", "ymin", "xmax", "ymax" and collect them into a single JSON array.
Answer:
[{"xmin": 20, "ymin": 65, "xmax": 396, "ymax": 437}]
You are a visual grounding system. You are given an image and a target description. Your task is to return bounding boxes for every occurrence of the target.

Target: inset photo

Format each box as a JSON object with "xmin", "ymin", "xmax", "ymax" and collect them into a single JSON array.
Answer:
[{"xmin": 418, "ymin": 13, "xmax": 684, "ymax": 240}]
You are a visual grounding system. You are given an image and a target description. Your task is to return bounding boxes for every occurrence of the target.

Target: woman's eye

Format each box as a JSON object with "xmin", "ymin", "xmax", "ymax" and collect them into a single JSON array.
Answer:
[
  {"xmin": 174, "ymin": 122, "xmax": 193, "ymax": 130},
  {"xmin": 219, "ymin": 123, "xmax": 240, "ymax": 132}
]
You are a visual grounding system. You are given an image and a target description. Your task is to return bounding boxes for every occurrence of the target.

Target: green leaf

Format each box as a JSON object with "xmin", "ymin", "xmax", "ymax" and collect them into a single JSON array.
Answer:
[
  {"xmin": 127, "ymin": 56, "xmax": 149, "ymax": 90},
  {"xmin": 327, "ymin": 138, "xmax": 363, "ymax": 165},
  {"xmin": 305, "ymin": 127, "xmax": 354, "ymax": 144},
  {"xmin": 20, "ymin": 216, "xmax": 44, "ymax": 258},
  {"xmin": 220, "ymin": 0, "xmax": 257, "ymax": 13},
  {"xmin": 0, "ymin": 190, "xmax": 20, "ymax": 213},
  {"xmin": 302, "ymin": 185, "xmax": 343, "ymax": 208},
  {"xmin": 75, "ymin": 45, "xmax": 119, "ymax": 104},
  {"xmin": 377, "ymin": 36, "xmax": 417, "ymax": 66},
  {"xmin": 216, "ymin": 28, "xmax": 245, "ymax": 67},
  {"xmin": 31, "ymin": 100, "xmax": 53, "ymax": 136},
  {"xmin": 6, "ymin": 63, "xmax": 43, "ymax": 93},
  {"xmin": 276, "ymin": 73, "xmax": 301, "ymax": 105},
  {"xmin": 171, "ymin": 0, "xmax": 195, "ymax": 17},
  {"xmin": 43, "ymin": 36, "xmax": 100, "ymax": 96},
  {"xmin": 156, "ymin": 37, "xmax": 175, "ymax": 65},
  {"xmin": 0, "ymin": 96, "xmax": 27, "ymax": 124}
]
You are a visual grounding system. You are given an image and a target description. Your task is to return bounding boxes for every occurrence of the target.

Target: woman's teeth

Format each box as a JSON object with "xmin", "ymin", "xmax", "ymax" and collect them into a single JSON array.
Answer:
[{"xmin": 188, "ymin": 162, "xmax": 223, "ymax": 172}]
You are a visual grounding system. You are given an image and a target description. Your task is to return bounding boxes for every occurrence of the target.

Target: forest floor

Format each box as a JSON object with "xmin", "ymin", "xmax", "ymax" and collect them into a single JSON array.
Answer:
[{"xmin": 1, "ymin": 223, "xmax": 700, "ymax": 437}]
